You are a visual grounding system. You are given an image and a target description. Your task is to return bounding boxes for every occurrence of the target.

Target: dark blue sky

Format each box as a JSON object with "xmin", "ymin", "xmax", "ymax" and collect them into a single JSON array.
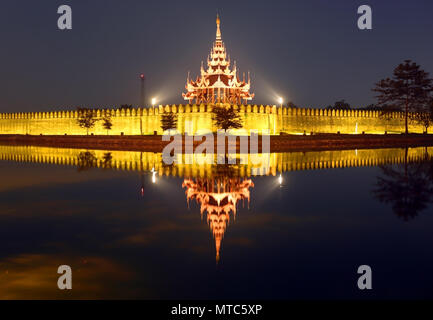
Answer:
[{"xmin": 1, "ymin": 0, "xmax": 432, "ymax": 112}]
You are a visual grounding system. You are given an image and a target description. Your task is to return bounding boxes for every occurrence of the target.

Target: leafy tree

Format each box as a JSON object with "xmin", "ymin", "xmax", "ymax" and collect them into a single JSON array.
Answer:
[
  {"xmin": 211, "ymin": 105, "xmax": 243, "ymax": 131},
  {"xmin": 76, "ymin": 107, "xmax": 99, "ymax": 135},
  {"xmin": 373, "ymin": 60, "xmax": 433, "ymax": 134},
  {"xmin": 102, "ymin": 111, "xmax": 113, "ymax": 135},
  {"xmin": 160, "ymin": 112, "xmax": 178, "ymax": 132}
]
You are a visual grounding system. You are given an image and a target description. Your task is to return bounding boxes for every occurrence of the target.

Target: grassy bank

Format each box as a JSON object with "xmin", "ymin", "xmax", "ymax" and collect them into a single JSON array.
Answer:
[{"xmin": 0, "ymin": 133, "xmax": 433, "ymax": 153}]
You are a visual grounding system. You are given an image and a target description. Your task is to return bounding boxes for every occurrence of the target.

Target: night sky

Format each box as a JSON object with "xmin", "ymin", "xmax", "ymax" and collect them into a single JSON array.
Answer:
[{"xmin": 1, "ymin": 0, "xmax": 432, "ymax": 112}]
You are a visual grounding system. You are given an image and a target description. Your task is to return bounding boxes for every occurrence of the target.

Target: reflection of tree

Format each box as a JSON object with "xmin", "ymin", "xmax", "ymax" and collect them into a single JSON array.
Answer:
[
  {"xmin": 212, "ymin": 163, "xmax": 238, "ymax": 178},
  {"xmin": 77, "ymin": 151, "xmax": 97, "ymax": 172},
  {"xmin": 373, "ymin": 149, "xmax": 433, "ymax": 220},
  {"xmin": 102, "ymin": 152, "xmax": 113, "ymax": 169}
]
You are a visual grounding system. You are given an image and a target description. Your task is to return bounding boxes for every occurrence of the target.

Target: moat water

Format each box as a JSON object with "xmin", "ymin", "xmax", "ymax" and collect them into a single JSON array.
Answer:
[{"xmin": 0, "ymin": 145, "xmax": 433, "ymax": 299}]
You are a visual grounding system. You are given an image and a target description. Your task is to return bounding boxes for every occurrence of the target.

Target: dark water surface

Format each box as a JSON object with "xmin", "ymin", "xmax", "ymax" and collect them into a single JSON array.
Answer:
[{"xmin": 0, "ymin": 145, "xmax": 432, "ymax": 299}]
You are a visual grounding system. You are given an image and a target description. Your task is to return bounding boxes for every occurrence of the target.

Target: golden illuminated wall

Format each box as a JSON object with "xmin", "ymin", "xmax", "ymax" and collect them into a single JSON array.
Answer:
[
  {"xmin": 0, "ymin": 145, "xmax": 431, "ymax": 177},
  {"xmin": 0, "ymin": 104, "xmax": 426, "ymax": 135}
]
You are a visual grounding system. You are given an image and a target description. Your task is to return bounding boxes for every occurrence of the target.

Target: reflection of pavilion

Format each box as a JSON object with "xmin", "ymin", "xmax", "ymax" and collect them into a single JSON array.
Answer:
[{"xmin": 182, "ymin": 177, "xmax": 254, "ymax": 262}]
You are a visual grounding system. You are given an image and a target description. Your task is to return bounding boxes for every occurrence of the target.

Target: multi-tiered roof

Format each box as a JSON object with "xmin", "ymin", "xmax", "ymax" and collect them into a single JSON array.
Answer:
[
  {"xmin": 182, "ymin": 15, "xmax": 254, "ymax": 104},
  {"xmin": 182, "ymin": 177, "xmax": 254, "ymax": 262}
]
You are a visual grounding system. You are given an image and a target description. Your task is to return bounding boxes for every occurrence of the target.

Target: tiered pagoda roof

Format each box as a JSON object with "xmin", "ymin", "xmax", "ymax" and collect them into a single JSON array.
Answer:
[
  {"xmin": 182, "ymin": 177, "xmax": 254, "ymax": 262},
  {"xmin": 182, "ymin": 15, "xmax": 254, "ymax": 104}
]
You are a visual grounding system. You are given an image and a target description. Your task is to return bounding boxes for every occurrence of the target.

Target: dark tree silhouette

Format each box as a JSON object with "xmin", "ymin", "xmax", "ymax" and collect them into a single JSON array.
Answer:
[
  {"xmin": 77, "ymin": 151, "xmax": 97, "ymax": 171},
  {"xmin": 102, "ymin": 152, "xmax": 113, "ymax": 169},
  {"xmin": 102, "ymin": 111, "xmax": 113, "ymax": 135},
  {"xmin": 373, "ymin": 60, "xmax": 433, "ymax": 134},
  {"xmin": 373, "ymin": 149, "xmax": 433, "ymax": 220},
  {"xmin": 411, "ymin": 98, "xmax": 433, "ymax": 133},
  {"xmin": 286, "ymin": 101, "xmax": 298, "ymax": 108},
  {"xmin": 76, "ymin": 108, "xmax": 99, "ymax": 135},
  {"xmin": 160, "ymin": 112, "xmax": 178, "ymax": 132},
  {"xmin": 358, "ymin": 103, "xmax": 382, "ymax": 111},
  {"xmin": 326, "ymin": 99, "xmax": 351, "ymax": 110},
  {"xmin": 212, "ymin": 163, "xmax": 239, "ymax": 178},
  {"xmin": 211, "ymin": 105, "xmax": 243, "ymax": 131}
]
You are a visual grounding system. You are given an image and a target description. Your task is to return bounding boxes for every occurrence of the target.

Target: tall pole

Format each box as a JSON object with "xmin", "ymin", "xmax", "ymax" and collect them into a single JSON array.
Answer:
[
  {"xmin": 139, "ymin": 73, "xmax": 145, "ymax": 135},
  {"xmin": 140, "ymin": 73, "xmax": 146, "ymax": 107}
]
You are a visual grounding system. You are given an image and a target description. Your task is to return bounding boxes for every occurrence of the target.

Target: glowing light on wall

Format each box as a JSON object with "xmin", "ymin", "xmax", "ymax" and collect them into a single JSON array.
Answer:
[
  {"xmin": 151, "ymin": 167, "xmax": 157, "ymax": 183},
  {"xmin": 278, "ymin": 97, "xmax": 283, "ymax": 107}
]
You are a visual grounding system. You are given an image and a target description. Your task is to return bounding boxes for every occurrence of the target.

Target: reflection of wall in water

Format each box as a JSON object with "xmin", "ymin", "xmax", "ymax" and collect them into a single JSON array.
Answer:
[
  {"xmin": 0, "ymin": 145, "xmax": 432, "ymax": 177},
  {"xmin": 0, "ymin": 105, "xmax": 427, "ymax": 135}
]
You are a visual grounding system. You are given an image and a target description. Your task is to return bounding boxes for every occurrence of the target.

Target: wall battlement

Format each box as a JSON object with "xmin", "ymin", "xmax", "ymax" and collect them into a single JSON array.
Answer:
[
  {"xmin": 0, "ymin": 104, "xmax": 426, "ymax": 135},
  {"xmin": 0, "ymin": 104, "xmax": 405, "ymax": 119}
]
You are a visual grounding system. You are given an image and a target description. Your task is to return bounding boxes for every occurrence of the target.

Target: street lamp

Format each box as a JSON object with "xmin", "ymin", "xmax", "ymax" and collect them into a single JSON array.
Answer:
[
  {"xmin": 151, "ymin": 98, "xmax": 156, "ymax": 108},
  {"xmin": 278, "ymin": 97, "xmax": 283, "ymax": 108}
]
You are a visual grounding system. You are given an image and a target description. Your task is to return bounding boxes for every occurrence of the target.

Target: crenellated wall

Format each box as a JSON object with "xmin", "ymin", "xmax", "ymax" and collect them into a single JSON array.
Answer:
[{"xmin": 0, "ymin": 104, "xmax": 426, "ymax": 135}]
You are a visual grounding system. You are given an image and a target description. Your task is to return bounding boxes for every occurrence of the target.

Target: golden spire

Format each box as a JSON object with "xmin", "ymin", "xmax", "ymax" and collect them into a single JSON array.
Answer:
[
  {"xmin": 182, "ymin": 15, "xmax": 255, "ymax": 104},
  {"xmin": 216, "ymin": 14, "xmax": 221, "ymax": 40},
  {"xmin": 215, "ymin": 236, "xmax": 221, "ymax": 263}
]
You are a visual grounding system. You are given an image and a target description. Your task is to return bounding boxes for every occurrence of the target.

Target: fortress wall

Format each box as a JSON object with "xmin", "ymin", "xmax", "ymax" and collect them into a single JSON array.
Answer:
[
  {"xmin": 0, "ymin": 144, "xmax": 431, "ymax": 177},
  {"xmin": 0, "ymin": 105, "xmax": 425, "ymax": 135},
  {"xmin": 278, "ymin": 108, "xmax": 420, "ymax": 134}
]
